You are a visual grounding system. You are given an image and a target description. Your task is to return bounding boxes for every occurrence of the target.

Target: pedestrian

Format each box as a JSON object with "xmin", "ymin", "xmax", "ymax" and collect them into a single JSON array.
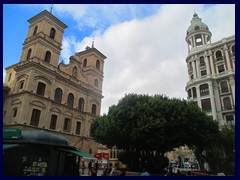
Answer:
[
  {"xmin": 91, "ymin": 166, "xmax": 97, "ymax": 176},
  {"xmin": 88, "ymin": 160, "xmax": 92, "ymax": 175},
  {"xmin": 119, "ymin": 170, "xmax": 126, "ymax": 176},
  {"xmin": 187, "ymin": 171, "xmax": 192, "ymax": 176},
  {"xmin": 165, "ymin": 168, "xmax": 174, "ymax": 176},
  {"xmin": 175, "ymin": 169, "xmax": 185, "ymax": 176},
  {"xmin": 81, "ymin": 161, "xmax": 85, "ymax": 175},
  {"xmin": 102, "ymin": 163, "xmax": 112, "ymax": 176},
  {"xmin": 95, "ymin": 161, "xmax": 99, "ymax": 175}
]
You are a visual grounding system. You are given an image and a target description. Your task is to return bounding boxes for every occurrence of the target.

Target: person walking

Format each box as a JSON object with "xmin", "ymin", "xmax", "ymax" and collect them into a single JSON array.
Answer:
[
  {"xmin": 95, "ymin": 161, "xmax": 99, "ymax": 175},
  {"xmin": 88, "ymin": 160, "xmax": 92, "ymax": 175},
  {"xmin": 81, "ymin": 161, "xmax": 85, "ymax": 175}
]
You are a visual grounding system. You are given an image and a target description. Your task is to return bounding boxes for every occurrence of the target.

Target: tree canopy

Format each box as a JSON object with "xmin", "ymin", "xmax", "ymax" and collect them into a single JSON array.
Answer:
[{"xmin": 90, "ymin": 93, "xmax": 221, "ymax": 172}]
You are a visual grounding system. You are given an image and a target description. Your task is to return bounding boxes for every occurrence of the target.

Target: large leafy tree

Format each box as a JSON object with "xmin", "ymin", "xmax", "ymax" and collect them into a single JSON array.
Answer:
[{"xmin": 90, "ymin": 94, "xmax": 220, "ymax": 172}]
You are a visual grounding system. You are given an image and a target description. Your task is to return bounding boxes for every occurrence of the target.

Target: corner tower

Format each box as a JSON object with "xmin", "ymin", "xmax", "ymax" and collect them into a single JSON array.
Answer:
[
  {"xmin": 185, "ymin": 13, "xmax": 235, "ymax": 126},
  {"xmin": 186, "ymin": 13, "xmax": 212, "ymax": 52},
  {"xmin": 20, "ymin": 10, "xmax": 68, "ymax": 67}
]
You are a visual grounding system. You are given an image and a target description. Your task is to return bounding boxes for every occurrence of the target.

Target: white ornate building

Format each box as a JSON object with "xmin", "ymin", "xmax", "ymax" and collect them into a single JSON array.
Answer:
[{"xmin": 185, "ymin": 13, "xmax": 235, "ymax": 126}]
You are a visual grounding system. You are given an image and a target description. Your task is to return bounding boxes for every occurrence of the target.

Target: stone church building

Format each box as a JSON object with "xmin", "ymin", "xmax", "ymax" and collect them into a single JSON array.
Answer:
[{"xmin": 3, "ymin": 10, "xmax": 106, "ymax": 155}]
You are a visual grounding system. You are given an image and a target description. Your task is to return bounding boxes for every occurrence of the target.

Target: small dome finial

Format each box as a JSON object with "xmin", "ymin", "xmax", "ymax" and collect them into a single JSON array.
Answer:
[
  {"xmin": 92, "ymin": 37, "xmax": 95, "ymax": 48},
  {"xmin": 50, "ymin": 4, "xmax": 53, "ymax": 14}
]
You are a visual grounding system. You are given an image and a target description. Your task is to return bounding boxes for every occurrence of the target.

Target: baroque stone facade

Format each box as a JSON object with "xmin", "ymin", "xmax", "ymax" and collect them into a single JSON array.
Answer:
[
  {"xmin": 3, "ymin": 10, "xmax": 107, "ymax": 155},
  {"xmin": 185, "ymin": 13, "xmax": 235, "ymax": 126}
]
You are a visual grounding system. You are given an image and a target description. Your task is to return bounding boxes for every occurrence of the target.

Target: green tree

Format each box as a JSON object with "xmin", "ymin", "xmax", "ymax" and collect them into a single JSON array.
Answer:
[{"xmin": 90, "ymin": 94, "xmax": 220, "ymax": 173}]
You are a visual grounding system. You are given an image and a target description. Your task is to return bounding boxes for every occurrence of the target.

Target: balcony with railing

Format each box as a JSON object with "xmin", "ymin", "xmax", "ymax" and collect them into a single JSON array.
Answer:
[
  {"xmin": 216, "ymin": 56, "xmax": 224, "ymax": 62},
  {"xmin": 202, "ymin": 108, "xmax": 212, "ymax": 113},
  {"xmin": 222, "ymin": 105, "xmax": 235, "ymax": 112},
  {"xmin": 188, "ymin": 67, "xmax": 193, "ymax": 74},
  {"xmin": 200, "ymin": 91, "xmax": 209, "ymax": 97}
]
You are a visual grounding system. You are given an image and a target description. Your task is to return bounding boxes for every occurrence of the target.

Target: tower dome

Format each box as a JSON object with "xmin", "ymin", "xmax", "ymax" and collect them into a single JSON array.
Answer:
[
  {"xmin": 185, "ymin": 13, "xmax": 212, "ymax": 52},
  {"xmin": 187, "ymin": 13, "xmax": 209, "ymax": 35}
]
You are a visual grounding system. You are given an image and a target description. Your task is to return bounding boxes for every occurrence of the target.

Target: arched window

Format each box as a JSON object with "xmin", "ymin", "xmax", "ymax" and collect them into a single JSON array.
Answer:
[
  {"xmin": 96, "ymin": 60, "xmax": 100, "ymax": 70},
  {"xmin": 76, "ymin": 122, "xmax": 81, "ymax": 135},
  {"xmin": 200, "ymin": 84, "xmax": 209, "ymax": 96},
  {"xmin": 26, "ymin": 49, "xmax": 32, "ymax": 60},
  {"xmin": 54, "ymin": 88, "xmax": 63, "ymax": 103},
  {"xmin": 91, "ymin": 104, "xmax": 97, "ymax": 115},
  {"xmin": 192, "ymin": 87, "xmax": 197, "ymax": 98},
  {"xmin": 33, "ymin": 26, "xmax": 38, "ymax": 36},
  {"xmin": 44, "ymin": 51, "xmax": 51, "ymax": 63},
  {"xmin": 72, "ymin": 66, "xmax": 77, "ymax": 78},
  {"xmin": 67, "ymin": 93, "xmax": 74, "ymax": 107},
  {"xmin": 194, "ymin": 26, "xmax": 200, "ymax": 31},
  {"xmin": 78, "ymin": 98, "xmax": 85, "ymax": 111},
  {"xmin": 220, "ymin": 81, "xmax": 229, "ymax": 93},
  {"xmin": 223, "ymin": 97, "xmax": 232, "ymax": 110},
  {"xmin": 50, "ymin": 28, "xmax": 56, "ymax": 39},
  {"xmin": 83, "ymin": 59, "xmax": 87, "ymax": 67},
  {"xmin": 188, "ymin": 89, "xmax": 192, "ymax": 98},
  {"xmin": 215, "ymin": 50, "xmax": 223, "ymax": 61},
  {"xmin": 94, "ymin": 79, "xmax": 98, "ymax": 87},
  {"xmin": 19, "ymin": 80, "xmax": 24, "ymax": 90}
]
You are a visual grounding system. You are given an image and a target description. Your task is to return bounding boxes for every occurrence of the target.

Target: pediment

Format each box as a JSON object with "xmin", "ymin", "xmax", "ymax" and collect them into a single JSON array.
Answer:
[
  {"xmin": 50, "ymin": 107, "xmax": 62, "ymax": 114},
  {"xmin": 29, "ymin": 100, "xmax": 46, "ymax": 109},
  {"xmin": 11, "ymin": 98, "xmax": 22, "ymax": 105}
]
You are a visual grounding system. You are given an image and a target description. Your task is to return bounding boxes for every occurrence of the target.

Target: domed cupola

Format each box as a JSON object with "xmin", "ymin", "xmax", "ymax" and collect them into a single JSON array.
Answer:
[{"xmin": 186, "ymin": 13, "xmax": 212, "ymax": 52}]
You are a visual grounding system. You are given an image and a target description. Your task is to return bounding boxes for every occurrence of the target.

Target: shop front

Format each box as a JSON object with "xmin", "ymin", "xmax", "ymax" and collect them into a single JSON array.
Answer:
[{"xmin": 3, "ymin": 128, "xmax": 96, "ymax": 176}]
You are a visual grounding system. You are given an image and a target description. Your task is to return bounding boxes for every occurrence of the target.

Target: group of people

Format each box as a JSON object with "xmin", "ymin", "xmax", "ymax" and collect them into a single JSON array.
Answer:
[
  {"xmin": 81, "ymin": 160, "xmax": 115, "ymax": 176},
  {"xmin": 101, "ymin": 163, "xmax": 113, "ymax": 176},
  {"xmin": 164, "ymin": 167, "xmax": 186, "ymax": 176},
  {"xmin": 80, "ymin": 160, "xmax": 99, "ymax": 176}
]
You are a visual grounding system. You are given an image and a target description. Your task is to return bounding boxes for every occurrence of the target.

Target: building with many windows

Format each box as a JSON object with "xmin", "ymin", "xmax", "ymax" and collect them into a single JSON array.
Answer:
[
  {"xmin": 3, "ymin": 10, "xmax": 107, "ymax": 155},
  {"xmin": 185, "ymin": 13, "xmax": 235, "ymax": 126}
]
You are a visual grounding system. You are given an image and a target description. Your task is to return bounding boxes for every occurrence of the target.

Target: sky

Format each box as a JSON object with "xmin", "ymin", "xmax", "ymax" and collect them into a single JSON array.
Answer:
[{"xmin": 3, "ymin": 4, "xmax": 235, "ymax": 115}]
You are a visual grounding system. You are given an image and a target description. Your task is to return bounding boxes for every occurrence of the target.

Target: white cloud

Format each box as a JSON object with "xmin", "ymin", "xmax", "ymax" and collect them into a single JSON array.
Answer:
[
  {"xmin": 55, "ymin": 4, "xmax": 235, "ymax": 115},
  {"xmin": 3, "ymin": 70, "xmax": 6, "ymax": 82}
]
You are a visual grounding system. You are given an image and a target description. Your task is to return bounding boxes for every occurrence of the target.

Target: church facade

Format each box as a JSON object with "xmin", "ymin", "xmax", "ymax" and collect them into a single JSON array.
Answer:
[{"xmin": 3, "ymin": 10, "xmax": 106, "ymax": 155}]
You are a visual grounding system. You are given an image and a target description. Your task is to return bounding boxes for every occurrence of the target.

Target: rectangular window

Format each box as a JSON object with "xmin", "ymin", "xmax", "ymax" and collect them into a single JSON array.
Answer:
[
  {"xmin": 76, "ymin": 122, "xmax": 81, "ymax": 135},
  {"xmin": 36, "ymin": 82, "xmax": 46, "ymax": 96},
  {"xmin": 201, "ymin": 99, "xmax": 212, "ymax": 113},
  {"xmin": 50, "ymin": 114, "xmax": 57, "ymax": 130},
  {"xmin": 226, "ymin": 115, "xmax": 234, "ymax": 125},
  {"xmin": 30, "ymin": 109, "xmax": 41, "ymax": 126},
  {"xmin": 199, "ymin": 57, "xmax": 205, "ymax": 67},
  {"xmin": 13, "ymin": 108, "xmax": 18, "ymax": 117},
  {"xmin": 218, "ymin": 65, "xmax": 225, "ymax": 73},
  {"xmin": 63, "ymin": 118, "xmax": 71, "ymax": 132},
  {"xmin": 201, "ymin": 70, "xmax": 207, "ymax": 76}
]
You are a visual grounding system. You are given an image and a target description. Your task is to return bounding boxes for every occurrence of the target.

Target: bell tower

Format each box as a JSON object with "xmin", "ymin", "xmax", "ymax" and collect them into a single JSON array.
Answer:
[
  {"xmin": 185, "ymin": 13, "xmax": 212, "ymax": 52},
  {"xmin": 19, "ymin": 10, "xmax": 68, "ymax": 67}
]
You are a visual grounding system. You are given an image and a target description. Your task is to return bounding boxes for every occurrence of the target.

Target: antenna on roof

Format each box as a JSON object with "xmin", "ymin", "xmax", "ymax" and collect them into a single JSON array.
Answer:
[
  {"xmin": 92, "ymin": 37, "xmax": 95, "ymax": 48},
  {"xmin": 50, "ymin": 4, "xmax": 53, "ymax": 14}
]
